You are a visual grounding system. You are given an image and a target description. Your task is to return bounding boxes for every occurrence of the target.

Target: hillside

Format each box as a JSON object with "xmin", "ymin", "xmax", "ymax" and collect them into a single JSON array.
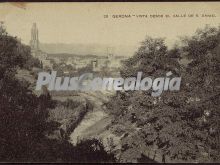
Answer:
[{"xmin": 40, "ymin": 43, "xmax": 137, "ymax": 57}]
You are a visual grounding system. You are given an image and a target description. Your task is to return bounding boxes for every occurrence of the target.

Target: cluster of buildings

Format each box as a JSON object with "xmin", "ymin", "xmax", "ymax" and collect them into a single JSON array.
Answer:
[{"xmin": 30, "ymin": 23, "xmax": 128, "ymax": 73}]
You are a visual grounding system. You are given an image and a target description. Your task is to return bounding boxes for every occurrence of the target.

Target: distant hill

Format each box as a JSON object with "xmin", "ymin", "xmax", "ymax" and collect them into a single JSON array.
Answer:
[
  {"xmin": 47, "ymin": 53, "xmax": 98, "ymax": 59},
  {"xmin": 39, "ymin": 43, "xmax": 137, "ymax": 57}
]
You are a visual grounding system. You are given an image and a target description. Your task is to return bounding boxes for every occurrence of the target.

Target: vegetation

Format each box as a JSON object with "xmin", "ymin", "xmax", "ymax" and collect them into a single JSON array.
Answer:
[
  {"xmin": 0, "ymin": 23, "xmax": 115, "ymax": 162},
  {"xmin": 106, "ymin": 25, "xmax": 220, "ymax": 163},
  {"xmin": 1, "ymin": 20, "xmax": 219, "ymax": 163},
  {"xmin": 48, "ymin": 98, "xmax": 92, "ymax": 139},
  {"xmin": 0, "ymin": 22, "xmax": 56, "ymax": 161},
  {"xmin": 76, "ymin": 64, "xmax": 93, "ymax": 76}
]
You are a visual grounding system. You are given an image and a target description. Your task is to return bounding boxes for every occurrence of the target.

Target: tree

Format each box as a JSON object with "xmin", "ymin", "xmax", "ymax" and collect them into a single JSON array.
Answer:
[
  {"xmin": 0, "ymin": 24, "xmax": 117, "ymax": 162},
  {"xmin": 107, "ymin": 36, "xmax": 182, "ymax": 162},
  {"xmin": 0, "ymin": 23, "xmax": 57, "ymax": 161},
  {"xmin": 179, "ymin": 25, "xmax": 220, "ymax": 161},
  {"xmin": 106, "ymin": 26, "xmax": 220, "ymax": 163},
  {"xmin": 24, "ymin": 56, "xmax": 42, "ymax": 70}
]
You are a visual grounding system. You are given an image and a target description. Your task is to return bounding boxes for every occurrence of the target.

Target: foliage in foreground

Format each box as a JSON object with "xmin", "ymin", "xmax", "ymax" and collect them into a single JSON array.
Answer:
[
  {"xmin": 106, "ymin": 25, "xmax": 220, "ymax": 163},
  {"xmin": 0, "ymin": 23, "xmax": 115, "ymax": 162}
]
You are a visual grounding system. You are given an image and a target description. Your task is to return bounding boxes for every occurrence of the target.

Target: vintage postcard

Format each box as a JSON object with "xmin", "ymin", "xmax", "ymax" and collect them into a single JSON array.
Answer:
[{"xmin": 0, "ymin": 2, "xmax": 219, "ymax": 163}]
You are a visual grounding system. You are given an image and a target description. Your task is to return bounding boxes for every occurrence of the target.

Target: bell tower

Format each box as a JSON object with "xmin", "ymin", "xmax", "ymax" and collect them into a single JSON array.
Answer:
[{"xmin": 30, "ymin": 23, "xmax": 39, "ymax": 51}]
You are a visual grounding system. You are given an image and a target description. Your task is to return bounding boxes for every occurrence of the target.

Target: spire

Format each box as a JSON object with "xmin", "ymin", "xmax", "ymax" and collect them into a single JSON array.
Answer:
[{"xmin": 30, "ymin": 23, "xmax": 39, "ymax": 51}]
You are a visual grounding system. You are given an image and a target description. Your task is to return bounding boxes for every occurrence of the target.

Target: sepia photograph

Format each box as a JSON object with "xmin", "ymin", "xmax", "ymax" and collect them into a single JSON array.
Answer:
[{"xmin": 0, "ymin": 2, "xmax": 219, "ymax": 163}]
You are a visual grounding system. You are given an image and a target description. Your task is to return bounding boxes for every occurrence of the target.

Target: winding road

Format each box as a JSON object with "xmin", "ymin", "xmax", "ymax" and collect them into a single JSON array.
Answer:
[{"xmin": 69, "ymin": 91, "xmax": 121, "ymax": 151}]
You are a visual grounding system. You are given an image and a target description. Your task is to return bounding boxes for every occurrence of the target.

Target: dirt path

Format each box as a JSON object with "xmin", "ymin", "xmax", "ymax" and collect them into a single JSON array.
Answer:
[
  {"xmin": 69, "ymin": 109, "xmax": 110, "ymax": 145},
  {"xmin": 69, "ymin": 91, "xmax": 120, "ymax": 148}
]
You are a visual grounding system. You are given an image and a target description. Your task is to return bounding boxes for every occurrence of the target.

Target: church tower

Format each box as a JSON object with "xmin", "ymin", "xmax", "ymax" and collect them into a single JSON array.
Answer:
[
  {"xmin": 107, "ymin": 47, "xmax": 114, "ymax": 60},
  {"xmin": 30, "ymin": 23, "xmax": 39, "ymax": 51}
]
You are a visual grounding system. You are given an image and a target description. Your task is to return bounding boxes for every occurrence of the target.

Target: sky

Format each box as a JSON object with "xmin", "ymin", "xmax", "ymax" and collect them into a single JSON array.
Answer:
[{"xmin": 0, "ymin": 2, "xmax": 219, "ymax": 49}]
